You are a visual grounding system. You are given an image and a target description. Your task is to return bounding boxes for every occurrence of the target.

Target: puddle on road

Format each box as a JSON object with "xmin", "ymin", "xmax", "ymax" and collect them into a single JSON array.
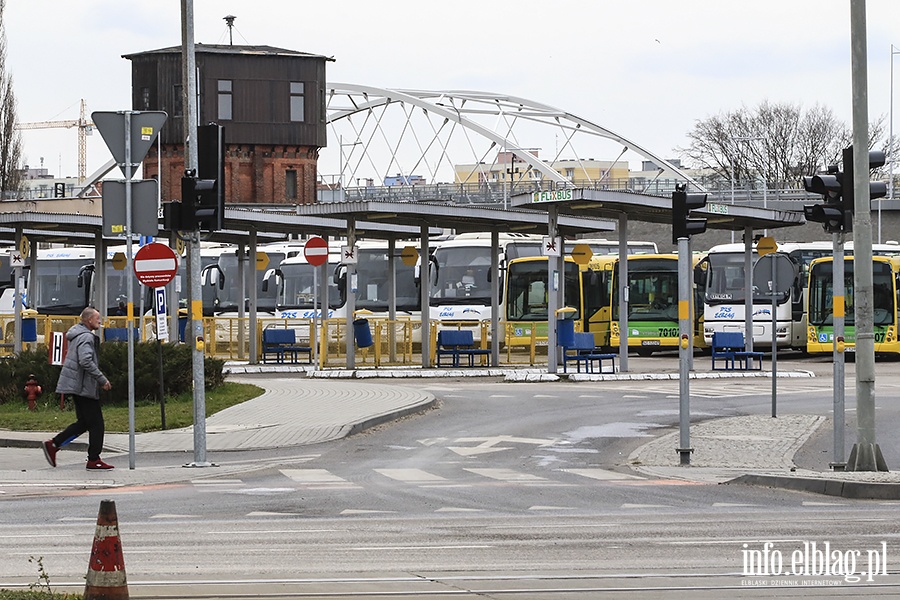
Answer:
[{"xmin": 562, "ymin": 422, "xmax": 665, "ymax": 441}]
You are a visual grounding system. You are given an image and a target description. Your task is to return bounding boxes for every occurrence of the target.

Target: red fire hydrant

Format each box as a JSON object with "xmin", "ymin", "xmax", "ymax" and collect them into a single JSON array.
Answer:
[{"xmin": 23, "ymin": 374, "xmax": 42, "ymax": 412}]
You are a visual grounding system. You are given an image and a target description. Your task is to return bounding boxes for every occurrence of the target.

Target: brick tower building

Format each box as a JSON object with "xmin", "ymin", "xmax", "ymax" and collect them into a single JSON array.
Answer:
[{"xmin": 125, "ymin": 44, "xmax": 331, "ymax": 206}]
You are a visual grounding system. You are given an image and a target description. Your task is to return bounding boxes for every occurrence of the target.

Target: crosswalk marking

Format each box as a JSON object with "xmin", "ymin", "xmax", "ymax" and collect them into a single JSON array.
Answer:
[
  {"xmin": 280, "ymin": 469, "xmax": 359, "ymax": 489},
  {"xmin": 463, "ymin": 467, "xmax": 566, "ymax": 485},
  {"xmin": 375, "ymin": 468, "xmax": 448, "ymax": 483},
  {"xmin": 561, "ymin": 468, "xmax": 645, "ymax": 481}
]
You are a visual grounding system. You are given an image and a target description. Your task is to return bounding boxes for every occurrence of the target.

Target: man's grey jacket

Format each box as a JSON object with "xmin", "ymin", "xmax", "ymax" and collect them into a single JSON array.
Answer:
[{"xmin": 55, "ymin": 323, "xmax": 108, "ymax": 399}]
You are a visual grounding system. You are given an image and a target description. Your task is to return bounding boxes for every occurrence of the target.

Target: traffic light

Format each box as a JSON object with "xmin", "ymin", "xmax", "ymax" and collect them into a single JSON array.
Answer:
[
  {"xmin": 181, "ymin": 171, "xmax": 219, "ymax": 232},
  {"xmin": 803, "ymin": 146, "xmax": 887, "ymax": 233},
  {"xmin": 196, "ymin": 123, "xmax": 225, "ymax": 232},
  {"xmin": 802, "ymin": 167, "xmax": 845, "ymax": 233},
  {"xmin": 840, "ymin": 146, "xmax": 887, "ymax": 220},
  {"xmin": 161, "ymin": 198, "xmax": 188, "ymax": 232},
  {"xmin": 671, "ymin": 183, "xmax": 708, "ymax": 244}
]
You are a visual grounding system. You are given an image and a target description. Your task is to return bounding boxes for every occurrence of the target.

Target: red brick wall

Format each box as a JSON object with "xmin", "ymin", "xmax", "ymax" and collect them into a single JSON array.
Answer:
[{"xmin": 145, "ymin": 144, "xmax": 319, "ymax": 205}]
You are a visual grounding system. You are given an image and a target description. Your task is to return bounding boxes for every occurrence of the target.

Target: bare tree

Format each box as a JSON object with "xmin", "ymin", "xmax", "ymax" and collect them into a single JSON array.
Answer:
[
  {"xmin": 679, "ymin": 101, "xmax": 885, "ymax": 188},
  {"xmin": 0, "ymin": 0, "xmax": 22, "ymax": 199}
]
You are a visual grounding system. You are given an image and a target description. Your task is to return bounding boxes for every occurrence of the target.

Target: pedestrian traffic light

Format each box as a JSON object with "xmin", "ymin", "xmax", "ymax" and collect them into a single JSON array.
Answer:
[{"xmin": 671, "ymin": 183, "xmax": 708, "ymax": 244}]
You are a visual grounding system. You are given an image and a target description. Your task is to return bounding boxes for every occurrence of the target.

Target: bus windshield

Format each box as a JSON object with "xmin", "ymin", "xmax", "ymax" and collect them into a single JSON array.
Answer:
[
  {"xmin": 279, "ymin": 261, "xmax": 340, "ymax": 310},
  {"xmin": 430, "ymin": 246, "xmax": 494, "ymax": 305},
  {"xmin": 31, "ymin": 258, "xmax": 90, "ymax": 315},
  {"xmin": 614, "ymin": 259, "xmax": 679, "ymax": 322},
  {"xmin": 216, "ymin": 252, "xmax": 284, "ymax": 312},
  {"xmin": 355, "ymin": 249, "xmax": 419, "ymax": 312},
  {"xmin": 808, "ymin": 260, "xmax": 895, "ymax": 327},
  {"xmin": 506, "ymin": 260, "xmax": 581, "ymax": 321},
  {"xmin": 705, "ymin": 251, "xmax": 798, "ymax": 306}
]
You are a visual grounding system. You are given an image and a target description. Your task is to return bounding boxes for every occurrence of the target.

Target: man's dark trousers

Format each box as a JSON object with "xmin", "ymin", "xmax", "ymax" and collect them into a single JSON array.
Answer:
[{"xmin": 52, "ymin": 395, "xmax": 104, "ymax": 461}]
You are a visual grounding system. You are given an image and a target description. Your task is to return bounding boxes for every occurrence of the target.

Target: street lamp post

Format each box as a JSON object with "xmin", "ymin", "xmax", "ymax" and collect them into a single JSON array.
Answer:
[
  {"xmin": 887, "ymin": 44, "xmax": 900, "ymax": 244},
  {"xmin": 734, "ymin": 135, "xmax": 768, "ymax": 235}
]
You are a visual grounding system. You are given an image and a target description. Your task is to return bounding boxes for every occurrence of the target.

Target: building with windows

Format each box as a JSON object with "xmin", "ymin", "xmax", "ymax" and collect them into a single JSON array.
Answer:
[
  {"xmin": 124, "ymin": 44, "xmax": 331, "ymax": 205},
  {"xmin": 453, "ymin": 150, "xmax": 630, "ymax": 190}
]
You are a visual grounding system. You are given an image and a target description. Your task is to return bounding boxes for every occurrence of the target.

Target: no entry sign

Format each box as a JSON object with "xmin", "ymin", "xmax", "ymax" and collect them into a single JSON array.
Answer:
[
  {"xmin": 133, "ymin": 242, "xmax": 179, "ymax": 287},
  {"xmin": 304, "ymin": 236, "xmax": 328, "ymax": 267}
]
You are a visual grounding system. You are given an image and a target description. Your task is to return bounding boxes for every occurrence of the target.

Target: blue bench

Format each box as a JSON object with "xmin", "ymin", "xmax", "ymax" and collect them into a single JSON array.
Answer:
[
  {"xmin": 262, "ymin": 328, "xmax": 312, "ymax": 364},
  {"xmin": 104, "ymin": 327, "xmax": 140, "ymax": 342},
  {"xmin": 562, "ymin": 332, "xmax": 617, "ymax": 374},
  {"xmin": 436, "ymin": 330, "xmax": 490, "ymax": 367},
  {"xmin": 711, "ymin": 331, "xmax": 763, "ymax": 371}
]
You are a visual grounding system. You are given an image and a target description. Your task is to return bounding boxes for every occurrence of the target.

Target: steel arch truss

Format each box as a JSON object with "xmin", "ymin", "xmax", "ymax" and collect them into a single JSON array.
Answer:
[{"xmin": 324, "ymin": 84, "xmax": 704, "ymax": 194}]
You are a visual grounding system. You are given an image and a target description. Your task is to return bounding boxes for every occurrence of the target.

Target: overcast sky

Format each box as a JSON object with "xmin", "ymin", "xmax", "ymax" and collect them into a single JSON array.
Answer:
[{"xmin": 7, "ymin": 0, "xmax": 900, "ymax": 181}]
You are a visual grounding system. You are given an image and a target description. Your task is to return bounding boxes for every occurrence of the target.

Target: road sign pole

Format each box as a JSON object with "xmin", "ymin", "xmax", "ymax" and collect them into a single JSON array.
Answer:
[
  {"xmin": 833, "ymin": 233, "xmax": 846, "ymax": 469},
  {"xmin": 124, "ymin": 111, "xmax": 137, "ymax": 470},
  {"xmin": 771, "ymin": 245, "xmax": 777, "ymax": 418},
  {"xmin": 677, "ymin": 236, "xmax": 692, "ymax": 466}
]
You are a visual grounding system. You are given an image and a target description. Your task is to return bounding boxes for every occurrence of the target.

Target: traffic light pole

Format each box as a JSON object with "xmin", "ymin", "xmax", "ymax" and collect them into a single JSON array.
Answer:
[
  {"xmin": 832, "ymin": 233, "xmax": 846, "ymax": 469},
  {"xmin": 182, "ymin": 0, "xmax": 210, "ymax": 468},
  {"xmin": 847, "ymin": 0, "xmax": 886, "ymax": 472},
  {"xmin": 677, "ymin": 237, "xmax": 692, "ymax": 466}
]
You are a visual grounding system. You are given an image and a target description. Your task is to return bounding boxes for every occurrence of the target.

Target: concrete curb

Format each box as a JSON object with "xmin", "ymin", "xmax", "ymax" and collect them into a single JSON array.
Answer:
[{"xmin": 727, "ymin": 473, "xmax": 900, "ymax": 500}]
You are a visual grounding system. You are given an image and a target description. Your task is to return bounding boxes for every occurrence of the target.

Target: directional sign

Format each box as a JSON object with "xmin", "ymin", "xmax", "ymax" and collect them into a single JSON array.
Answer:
[
  {"xmin": 256, "ymin": 251, "xmax": 269, "ymax": 271},
  {"xmin": 756, "ymin": 236, "xmax": 778, "ymax": 256},
  {"xmin": 304, "ymin": 236, "xmax": 328, "ymax": 267},
  {"xmin": 102, "ymin": 179, "xmax": 159, "ymax": 237},
  {"xmin": 571, "ymin": 243, "xmax": 593, "ymax": 265},
  {"xmin": 92, "ymin": 111, "xmax": 167, "ymax": 177},
  {"xmin": 133, "ymin": 242, "xmax": 179, "ymax": 287},
  {"xmin": 155, "ymin": 287, "xmax": 169, "ymax": 341},
  {"xmin": 111, "ymin": 252, "xmax": 127, "ymax": 270},
  {"xmin": 400, "ymin": 245, "xmax": 419, "ymax": 267}
]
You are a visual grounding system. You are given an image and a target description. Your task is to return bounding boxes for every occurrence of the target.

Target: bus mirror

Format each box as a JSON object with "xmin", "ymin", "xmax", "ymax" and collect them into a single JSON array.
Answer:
[
  {"xmin": 261, "ymin": 268, "xmax": 278, "ymax": 293},
  {"xmin": 333, "ymin": 265, "xmax": 346, "ymax": 287},
  {"xmin": 693, "ymin": 267, "xmax": 707, "ymax": 287}
]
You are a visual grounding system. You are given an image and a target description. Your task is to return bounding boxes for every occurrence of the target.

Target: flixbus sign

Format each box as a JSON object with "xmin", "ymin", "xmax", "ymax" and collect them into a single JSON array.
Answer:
[{"xmin": 532, "ymin": 189, "xmax": 573, "ymax": 203}]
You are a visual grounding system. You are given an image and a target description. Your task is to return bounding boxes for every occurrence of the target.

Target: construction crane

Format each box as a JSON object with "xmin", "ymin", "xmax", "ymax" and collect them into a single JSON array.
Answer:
[{"xmin": 15, "ymin": 99, "xmax": 93, "ymax": 183}]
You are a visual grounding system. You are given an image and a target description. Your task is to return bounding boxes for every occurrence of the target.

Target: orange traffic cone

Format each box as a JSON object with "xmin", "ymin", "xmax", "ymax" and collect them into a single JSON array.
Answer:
[{"xmin": 84, "ymin": 499, "xmax": 129, "ymax": 600}]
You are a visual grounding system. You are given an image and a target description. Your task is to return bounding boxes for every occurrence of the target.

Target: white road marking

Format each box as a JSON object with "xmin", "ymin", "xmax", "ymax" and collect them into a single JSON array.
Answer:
[{"xmin": 561, "ymin": 468, "xmax": 644, "ymax": 481}]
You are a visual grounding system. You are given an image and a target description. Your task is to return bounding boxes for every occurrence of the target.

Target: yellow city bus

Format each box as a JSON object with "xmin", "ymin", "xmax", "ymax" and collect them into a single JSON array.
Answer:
[
  {"xmin": 503, "ymin": 256, "xmax": 607, "ymax": 346},
  {"xmin": 806, "ymin": 255, "xmax": 900, "ymax": 355}
]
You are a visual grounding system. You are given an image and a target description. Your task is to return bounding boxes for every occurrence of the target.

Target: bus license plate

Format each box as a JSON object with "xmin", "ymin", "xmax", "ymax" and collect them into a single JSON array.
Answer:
[{"xmin": 641, "ymin": 340, "xmax": 661, "ymax": 346}]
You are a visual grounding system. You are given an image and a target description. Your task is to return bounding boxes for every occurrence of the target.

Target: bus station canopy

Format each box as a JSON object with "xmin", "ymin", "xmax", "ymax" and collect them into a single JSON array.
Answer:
[
  {"xmin": 289, "ymin": 200, "xmax": 617, "ymax": 237},
  {"xmin": 510, "ymin": 188, "xmax": 806, "ymax": 231}
]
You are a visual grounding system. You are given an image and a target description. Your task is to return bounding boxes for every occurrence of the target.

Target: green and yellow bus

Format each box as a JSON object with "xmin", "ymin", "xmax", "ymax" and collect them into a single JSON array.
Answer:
[
  {"xmin": 504, "ymin": 254, "xmax": 704, "ymax": 352},
  {"xmin": 806, "ymin": 255, "xmax": 900, "ymax": 354}
]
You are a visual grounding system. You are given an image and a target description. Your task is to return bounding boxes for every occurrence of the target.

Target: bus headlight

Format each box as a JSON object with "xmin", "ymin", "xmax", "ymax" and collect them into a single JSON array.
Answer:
[
  {"xmin": 611, "ymin": 322, "xmax": 619, "ymax": 336},
  {"xmin": 808, "ymin": 327, "xmax": 817, "ymax": 343}
]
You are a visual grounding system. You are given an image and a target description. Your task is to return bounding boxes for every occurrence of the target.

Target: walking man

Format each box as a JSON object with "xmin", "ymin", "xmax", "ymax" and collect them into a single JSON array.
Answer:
[{"xmin": 42, "ymin": 306, "xmax": 114, "ymax": 470}]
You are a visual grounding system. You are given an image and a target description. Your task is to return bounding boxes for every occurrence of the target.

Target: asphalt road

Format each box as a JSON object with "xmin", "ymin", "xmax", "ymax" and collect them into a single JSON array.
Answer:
[{"xmin": 3, "ymin": 358, "xmax": 900, "ymax": 598}]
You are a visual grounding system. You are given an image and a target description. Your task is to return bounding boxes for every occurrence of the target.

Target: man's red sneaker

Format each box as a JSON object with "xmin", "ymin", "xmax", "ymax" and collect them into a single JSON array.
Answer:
[
  {"xmin": 42, "ymin": 440, "xmax": 57, "ymax": 467},
  {"xmin": 85, "ymin": 459, "xmax": 114, "ymax": 470}
]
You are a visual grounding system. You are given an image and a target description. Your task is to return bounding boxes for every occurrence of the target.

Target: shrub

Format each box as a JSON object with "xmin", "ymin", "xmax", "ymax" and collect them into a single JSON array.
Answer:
[{"xmin": 0, "ymin": 343, "xmax": 225, "ymax": 407}]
